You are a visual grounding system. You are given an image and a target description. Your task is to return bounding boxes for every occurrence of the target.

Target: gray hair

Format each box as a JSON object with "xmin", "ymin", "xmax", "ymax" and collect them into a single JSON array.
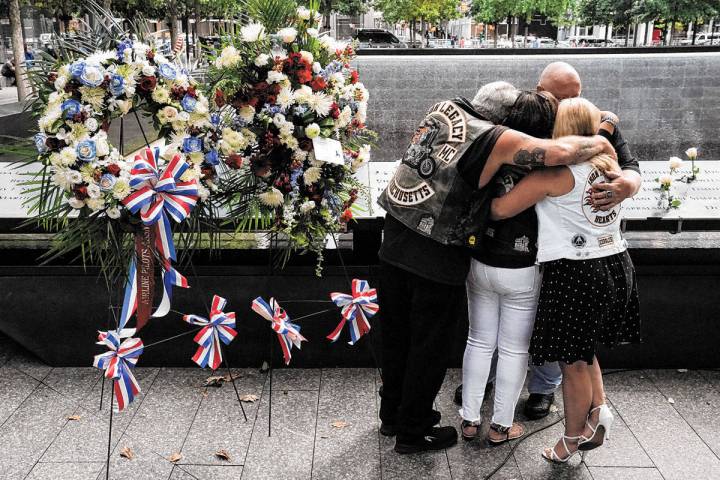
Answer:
[{"xmin": 471, "ymin": 81, "xmax": 520, "ymax": 124}]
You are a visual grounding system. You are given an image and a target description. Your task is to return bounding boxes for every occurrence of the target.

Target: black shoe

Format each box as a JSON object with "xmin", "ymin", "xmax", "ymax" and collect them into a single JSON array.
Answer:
[
  {"xmin": 394, "ymin": 426, "xmax": 458, "ymax": 454},
  {"xmin": 380, "ymin": 410, "xmax": 442, "ymax": 437},
  {"xmin": 452, "ymin": 382, "xmax": 494, "ymax": 406},
  {"xmin": 524, "ymin": 393, "xmax": 555, "ymax": 420}
]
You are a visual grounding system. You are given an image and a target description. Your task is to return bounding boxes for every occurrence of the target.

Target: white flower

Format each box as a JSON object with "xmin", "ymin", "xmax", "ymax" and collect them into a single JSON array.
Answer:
[
  {"xmin": 267, "ymin": 70, "xmax": 287, "ymax": 84},
  {"xmin": 669, "ymin": 156, "xmax": 683, "ymax": 170},
  {"xmin": 238, "ymin": 105, "xmax": 255, "ymax": 123},
  {"xmin": 67, "ymin": 170, "xmax": 83, "ymax": 185},
  {"xmin": 319, "ymin": 35, "xmax": 337, "ymax": 53},
  {"xmin": 303, "ymin": 166, "xmax": 322, "ymax": 184},
  {"xmin": 197, "ymin": 185, "xmax": 210, "ymax": 201},
  {"xmin": 255, "ymin": 53, "xmax": 270, "ymax": 67},
  {"xmin": 51, "ymin": 169, "xmax": 71, "ymax": 190},
  {"xmin": 152, "ymin": 86, "xmax": 170, "ymax": 104},
  {"xmin": 336, "ymin": 105, "xmax": 353, "ymax": 129},
  {"xmin": 308, "ymin": 92, "xmax": 333, "ymax": 117},
  {"xmin": 297, "ymin": 6, "xmax": 311, "ymax": 20},
  {"xmin": 241, "ymin": 23, "xmax": 266, "ymax": 42},
  {"xmin": 314, "ymin": 11, "xmax": 322, "ymax": 22},
  {"xmin": 355, "ymin": 102, "xmax": 367, "ymax": 124},
  {"xmin": 293, "ymin": 85, "xmax": 313, "ymax": 104},
  {"xmin": 112, "ymin": 180, "xmax": 131, "ymax": 200},
  {"xmin": 292, "ymin": 150, "xmax": 309, "ymax": 163},
  {"xmin": 215, "ymin": 45, "xmax": 242, "ymax": 69},
  {"xmin": 300, "ymin": 200, "xmax": 316, "ymax": 214},
  {"xmin": 685, "ymin": 147, "xmax": 698, "ymax": 160},
  {"xmin": 84, "ymin": 117, "xmax": 99, "ymax": 132},
  {"xmin": 305, "ymin": 122, "xmax": 320, "ymax": 139},
  {"xmin": 86, "ymin": 197, "xmax": 106, "ymax": 211},
  {"xmin": 277, "ymin": 27, "xmax": 298, "ymax": 44},
  {"xmin": 276, "ymin": 86, "xmax": 295, "ymax": 111},
  {"xmin": 142, "ymin": 64, "xmax": 155, "ymax": 76},
  {"xmin": 87, "ymin": 183, "xmax": 102, "ymax": 199},
  {"xmin": 68, "ymin": 197, "xmax": 86, "ymax": 209},
  {"xmin": 60, "ymin": 147, "xmax": 77, "ymax": 166},
  {"xmin": 300, "ymin": 50, "xmax": 314, "ymax": 64},
  {"xmin": 352, "ymin": 144, "xmax": 371, "ymax": 171},
  {"xmin": 106, "ymin": 206, "xmax": 121, "ymax": 219},
  {"xmin": 659, "ymin": 174, "xmax": 673, "ymax": 188},
  {"xmin": 259, "ymin": 187, "xmax": 284, "ymax": 207},
  {"xmin": 158, "ymin": 106, "xmax": 179, "ymax": 124},
  {"xmin": 312, "ymin": 62, "xmax": 322, "ymax": 74},
  {"xmin": 307, "ymin": 28, "xmax": 319, "ymax": 38},
  {"xmin": 329, "ymin": 72, "xmax": 345, "ymax": 85},
  {"xmin": 54, "ymin": 75, "xmax": 67, "ymax": 92}
]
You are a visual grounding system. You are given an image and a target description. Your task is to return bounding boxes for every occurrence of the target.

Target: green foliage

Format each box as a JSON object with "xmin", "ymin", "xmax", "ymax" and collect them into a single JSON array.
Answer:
[
  {"xmin": 374, "ymin": 0, "xmax": 462, "ymax": 23},
  {"xmin": 242, "ymin": 0, "xmax": 298, "ymax": 31}
]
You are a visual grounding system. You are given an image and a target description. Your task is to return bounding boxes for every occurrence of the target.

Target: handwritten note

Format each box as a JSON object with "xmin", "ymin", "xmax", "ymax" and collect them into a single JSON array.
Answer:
[
  {"xmin": 353, "ymin": 161, "xmax": 399, "ymax": 218},
  {"xmin": 312, "ymin": 137, "xmax": 344, "ymax": 165},
  {"xmin": 0, "ymin": 162, "xmax": 42, "ymax": 218}
]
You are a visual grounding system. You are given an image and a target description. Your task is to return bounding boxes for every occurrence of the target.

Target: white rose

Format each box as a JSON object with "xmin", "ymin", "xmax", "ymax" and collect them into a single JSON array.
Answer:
[
  {"xmin": 277, "ymin": 27, "xmax": 298, "ymax": 44},
  {"xmin": 312, "ymin": 62, "xmax": 322, "ymax": 74},
  {"xmin": 659, "ymin": 174, "xmax": 673, "ymax": 188},
  {"xmin": 68, "ymin": 197, "xmax": 86, "ymax": 209},
  {"xmin": 241, "ymin": 23, "xmax": 266, "ymax": 42},
  {"xmin": 142, "ymin": 64, "xmax": 155, "ymax": 76},
  {"xmin": 87, "ymin": 183, "xmax": 102, "ymax": 199},
  {"xmin": 267, "ymin": 70, "xmax": 287, "ymax": 84},
  {"xmin": 297, "ymin": 6, "xmax": 311, "ymax": 20},
  {"xmin": 668, "ymin": 156, "xmax": 683, "ymax": 170},
  {"xmin": 95, "ymin": 137, "xmax": 110, "ymax": 157},
  {"xmin": 300, "ymin": 50, "xmax": 314, "ymax": 64},
  {"xmin": 305, "ymin": 123, "xmax": 320, "ymax": 139},
  {"xmin": 106, "ymin": 206, "xmax": 121, "ymax": 219},
  {"xmin": 685, "ymin": 147, "xmax": 698, "ymax": 160},
  {"xmin": 254, "ymin": 53, "xmax": 270, "ymax": 68},
  {"xmin": 307, "ymin": 28, "xmax": 319, "ymax": 38}
]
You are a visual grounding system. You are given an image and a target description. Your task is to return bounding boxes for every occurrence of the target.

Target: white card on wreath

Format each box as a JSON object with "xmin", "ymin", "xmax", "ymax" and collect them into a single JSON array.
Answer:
[{"xmin": 312, "ymin": 137, "xmax": 344, "ymax": 165}]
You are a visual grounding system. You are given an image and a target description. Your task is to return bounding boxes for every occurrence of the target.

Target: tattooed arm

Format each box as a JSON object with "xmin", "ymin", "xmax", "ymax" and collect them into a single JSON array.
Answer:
[{"xmin": 478, "ymin": 129, "xmax": 615, "ymax": 188}]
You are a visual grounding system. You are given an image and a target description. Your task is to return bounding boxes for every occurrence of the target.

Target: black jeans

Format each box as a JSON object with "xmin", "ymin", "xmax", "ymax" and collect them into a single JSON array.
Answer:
[{"xmin": 378, "ymin": 261, "xmax": 465, "ymax": 439}]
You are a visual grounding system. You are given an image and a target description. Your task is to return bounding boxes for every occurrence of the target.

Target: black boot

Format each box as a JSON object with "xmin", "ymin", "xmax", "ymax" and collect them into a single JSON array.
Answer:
[
  {"xmin": 524, "ymin": 393, "xmax": 555, "ymax": 420},
  {"xmin": 394, "ymin": 426, "xmax": 458, "ymax": 454},
  {"xmin": 453, "ymin": 382, "xmax": 494, "ymax": 406}
]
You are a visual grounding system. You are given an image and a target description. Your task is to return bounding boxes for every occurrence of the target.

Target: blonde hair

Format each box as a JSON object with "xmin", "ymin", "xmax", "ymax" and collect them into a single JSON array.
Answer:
[{"xmin": 553, "ymin": 97, "xmax": 619, "ymax": 174}]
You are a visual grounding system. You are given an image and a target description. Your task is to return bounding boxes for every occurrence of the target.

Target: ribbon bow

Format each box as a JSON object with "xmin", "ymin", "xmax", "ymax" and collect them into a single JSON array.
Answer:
[
  {"xmin": 120, "ymin": 147, "xmax": 197, "ymax": 326},
  {"xmin": 251, "ymin": 297, "xmax": 306, "ymax": 365},
  {"xmin": 184, "ymin": 295, "xmax": 237, "ymax": 370},
  {"xmin": 92, "ymin": 329, "xmax": 144, "ymax": 412},
  {"xmin": 327, "ymin": 279, "xmax": 379, "ymax": 345}
]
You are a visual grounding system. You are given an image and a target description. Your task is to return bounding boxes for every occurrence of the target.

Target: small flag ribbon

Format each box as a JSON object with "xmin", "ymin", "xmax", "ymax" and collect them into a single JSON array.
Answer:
[
  {"xmin": 327, "ymin": 279, "xmax": 379, "ymax": 345},
  {"xmin": 93, "ymin": 329, "xmax": 144, "ymax": 412},
  {"xmin": 184, "ymin": 295, "xmax": 237, "ymax": 370},
  {"xmin": 251, "ymin": 297, "xmax": 306, "ymax": 365}
]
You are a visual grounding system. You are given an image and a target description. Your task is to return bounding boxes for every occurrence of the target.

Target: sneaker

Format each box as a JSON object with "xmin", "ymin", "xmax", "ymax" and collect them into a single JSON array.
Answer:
[{"xmin": 394, "ymin": 426, "xmax": 458, "ymax": 454}]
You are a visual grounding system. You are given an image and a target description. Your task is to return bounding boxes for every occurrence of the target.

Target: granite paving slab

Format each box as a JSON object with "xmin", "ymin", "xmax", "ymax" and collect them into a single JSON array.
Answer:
[
  {"xmin": 97, "ymin": 434, "xmax": 175, "ymax": 480},
  {"xmin": 26, "ymin": 462, "xmax": 104, "ymax": 480},
  {"xmin": 0, "ymin": 385, "xmax": 77, "ymax": 479},
  {"xmin": 269, "ymin": 367, "xmax": 321, "ymax": 391},
  {"xmin": 311, "ymin": 368, "xmax": 381, "ymax": 480},
  {"xmin": 179, "ymin": 369, "xmax": 265, "ymax": 466},
  {"xmin": 6, "ymin": 349, "xmax": 52, "ymax": 381},
  {"xmin": 42, "ymin": 367, "xmax": 103, "ymax": 406},
  {"xmin": 587, "ymin": 466, "xmax": 665, "ymax": 480},
  {"xmin": 240, "ymin": 383, "xmax": 319, "ymax": 480},
  {"xmin": 170, "ymin": 464, "xmax": 244, "ymax": 479},
  {"xmin": 609, "ymin": 387, "xmax": 720, "ymax": 480},
  {"xmin": 0, "ymin": 366, "xmax": 39, "ymax": 426}
]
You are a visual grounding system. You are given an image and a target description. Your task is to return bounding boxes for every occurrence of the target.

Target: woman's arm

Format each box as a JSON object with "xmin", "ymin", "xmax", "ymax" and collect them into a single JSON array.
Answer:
[{"xmin": 490, "ymin": 167, "xmax": 573, "ymax": 220}]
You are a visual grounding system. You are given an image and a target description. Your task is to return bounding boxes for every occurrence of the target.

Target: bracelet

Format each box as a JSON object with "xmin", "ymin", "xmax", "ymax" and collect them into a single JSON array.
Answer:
[{"xmin": 601, "ymin": 115, "xmax": 618, "ymax": 128}]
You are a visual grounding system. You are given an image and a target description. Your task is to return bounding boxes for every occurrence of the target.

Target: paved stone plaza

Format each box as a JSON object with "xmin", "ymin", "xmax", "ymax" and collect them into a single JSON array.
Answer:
[{"xmin": 1, "ymin": 332, "xmax": 719, "ymax": 480}]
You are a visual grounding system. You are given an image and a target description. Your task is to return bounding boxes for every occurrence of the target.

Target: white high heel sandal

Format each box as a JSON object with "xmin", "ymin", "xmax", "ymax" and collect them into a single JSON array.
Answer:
[
  {"xmin": 578, "ymin": 404, "xmax": 614, "ymax": 451},
  {"xmin": 542, "ymin": 435, "xmax": 582, "ymax": 464}
]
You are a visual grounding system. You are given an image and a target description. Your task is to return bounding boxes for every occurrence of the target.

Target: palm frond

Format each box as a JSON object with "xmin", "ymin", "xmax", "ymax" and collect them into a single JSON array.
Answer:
[{"xmin": 241, "ymin": 0, "xmax": 298, "ymax": 32}]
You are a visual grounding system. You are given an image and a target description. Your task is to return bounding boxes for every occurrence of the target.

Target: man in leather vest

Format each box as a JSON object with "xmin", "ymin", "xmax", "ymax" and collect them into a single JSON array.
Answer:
[{"xmin": 378, "ymin": 81, "xmax": 617, "ymax": 454}]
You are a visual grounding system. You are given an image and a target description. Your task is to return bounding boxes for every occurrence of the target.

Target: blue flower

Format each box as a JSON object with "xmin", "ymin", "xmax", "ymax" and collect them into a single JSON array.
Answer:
[
  {"xmin": 182, "ymin": 136, "xmax": 203, "ymax": 153},
  {"xmin": 34, "ymin": 133, "xmax": 48, "ymax": 153},
  {"xmin": 205, "ymin": 149, "xmax": 219, "ymax": 166},
  {"xmin": 294, "ymin": 105, "xmax": 308, "ymax": 116},
  {"xmin": 108, "ymin": 74, "xmax": 125, "ymax": 97},
  {"xmin": 76, "ymin": 139, "xmax": 97, "ymax": 162},
  {"xmin": 180, "ymin": 94, "xmax": 197, "ymax": 112},
  {"xmin": 79, "ymin": 64, "xmax": 104, "ymax": 87},
  {"xmin": 158, "ymin": 63, "xmax": 178, "ymax": 80},
  {"xmin": 69, "ymin": 61, "xmax": 86, "ymax": 79},
  {"xmin": 116, "ymin": 39, "xmax": 133, "ymax": 61},
  {"xmin": 61, "ymin": 99, "xmax": 82, "ymax": 119},
  {"xmin": 99, "ymin": 173, "xmax": 117, "ymax": 191},
  {"xmin": 210, "ymin": 113, "xmax": 221, "ymax": 126}
]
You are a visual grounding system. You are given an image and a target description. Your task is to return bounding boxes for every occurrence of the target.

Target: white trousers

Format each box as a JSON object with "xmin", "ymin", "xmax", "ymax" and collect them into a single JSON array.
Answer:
[{"xmin": 459, "ymin": 259, "xmax": 541, "ymax": 427}]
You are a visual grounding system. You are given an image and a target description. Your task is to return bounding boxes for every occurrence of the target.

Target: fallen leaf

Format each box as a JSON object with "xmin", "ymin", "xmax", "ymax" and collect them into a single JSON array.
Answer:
[
  {"xmin": 223, "ymin": 371, "xmax": 243, "ymax": 382},
  {"xmin": 549, "ymin": 405, "xmax": 559, "ymax": 413},
  {"xmin": 120, "ymin": 446, "xmax": 134, "ymax": 460},
  {"xmin": 168, "ymin": 452, "xmax": 183, "ymax": 463},
  {"xmin": 677, "ymin": 369, "xmax": 688, "ymax": 373},
  {"xmin": 240, "ymin": 394, "xmax": 259, "ymax": 403},
  {"xmin": 205, "ymin": 375, "xmax": 226, "ymax": 387},
  {"xmin": 215, "ymin": 449, "xmax": 232, "ymax": 461},
  {"xmin": 331, "ymin": 420, "xmax": 350, "ymax": 429},
  {"xmin": 67, "ymin": 414, "xmax": 81, "ymax": 421},
  {"xmin": 668, "ymin": 397, "xmax": 675, "ymax": 404}
]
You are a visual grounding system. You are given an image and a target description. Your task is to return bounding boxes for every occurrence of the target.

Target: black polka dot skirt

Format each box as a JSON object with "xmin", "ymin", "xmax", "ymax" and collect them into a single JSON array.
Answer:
[{"xmin": 530, "ymin": 250, "xmax": 641, "ymax": 365}]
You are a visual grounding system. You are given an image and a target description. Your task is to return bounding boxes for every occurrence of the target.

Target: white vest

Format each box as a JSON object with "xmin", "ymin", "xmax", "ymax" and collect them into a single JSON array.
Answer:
[{"xmin": 536, "ymin": 162, "xmax": 627, "ymax": 263}]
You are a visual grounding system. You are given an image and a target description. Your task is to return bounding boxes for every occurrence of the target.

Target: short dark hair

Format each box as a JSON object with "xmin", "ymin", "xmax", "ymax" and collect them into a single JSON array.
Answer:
[{"xmin": 502, "ymin": 90, "xmax": 558, "ymax": 139}]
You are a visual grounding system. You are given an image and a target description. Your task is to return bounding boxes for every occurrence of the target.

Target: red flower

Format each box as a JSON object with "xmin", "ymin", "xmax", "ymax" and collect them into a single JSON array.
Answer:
[
  {"xmin": 74, "ymin": 185, "xmax": 89, "ymax": 200},
  {"xmin": 310, "ymin": 76, "xmax": 327, "ymax": 91},
  {"xmin": 138, "ymin": 75, "xmax": 157, "ymax": 93},
  {"xmin": 247, "ymin": 97, "xmax": 259, "ymax": 108},
  {"xmin": 225, "ymin": 154, "xmax": 244, "ymax": 169},
  {"xmin": 254, "ymin": 81, "xmax": 269, "ymax": 92},
  {"xmin": 146, "ymin": 50, "xmax": 155, "ymax": 61},
  {"xmin": 171, "ymin": 85, "xmax": 185, "ymax": 100},
  {"xmin": 106, "ymin": 164, "xmax": 121, "ymax": 176},
  {"xmin": 330, "ymin": 102, "xmax": 340, "ymax": 119},
  {"xmin": 186, "ymin": 85, "xmax": 197, "ymax": 97},
  {"xmin": 340, "ymin": 209, "xmax": 353, "ymax": 222},
  {"xmin": 288, "ymin": 52, "xmax": 302, "ymax": 66},
  {"xmin": 48, "ymin": 72, "xmax": 57, "ymax": 84},
  {"xmin": 215, "ymin": 89, "xmax": 226, "ymax": 107},
  {"xmin": 350, "ymin": 70, "xmax": 359, "ymax": 84},
  {"xmin": 296, "ymin": 68, "xmax": 312, "ymax": 84}
]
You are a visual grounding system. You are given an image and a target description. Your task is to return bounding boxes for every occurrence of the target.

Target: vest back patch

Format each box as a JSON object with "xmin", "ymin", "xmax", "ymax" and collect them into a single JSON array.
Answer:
[{"xmin": 387, "ymin": 178, "xmax": 436, "ymax": 206}]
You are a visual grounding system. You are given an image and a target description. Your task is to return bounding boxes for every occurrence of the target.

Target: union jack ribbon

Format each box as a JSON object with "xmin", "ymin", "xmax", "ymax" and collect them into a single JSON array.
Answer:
[
  {"xmin": 327, "ymin": 279, "xmax": 379, "ymax": 345},
  {"xmin": 93, "ymin": 329, "xmax": 144, "ymax": 412},
  {"xmin": 183, "ymin": 295, "xmax": 237, "ymax": 370},
  {"xmin": 121, "ymin": 148, "xmax": 198, "ymax": 322},
  {"xmin": 251, "ymin": 297, "xmax": 306, "ymax": 365}
]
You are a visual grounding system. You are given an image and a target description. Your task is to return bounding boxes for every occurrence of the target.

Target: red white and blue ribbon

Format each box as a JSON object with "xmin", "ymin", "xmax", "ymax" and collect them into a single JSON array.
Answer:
[
  {"xmin": 120, "ymin": 147, "xmax": 197, "ymax": 326},
  {"xmin": 251, "ymin": 297, "xmax": 306, "ymax": 365},
  {"xmin": 183, "ymin": 295, "xmax": 237, "ymax": 370},
  {"xmin": 93, "ymin": 328, "xmax": 144, "ymax": 412},
  {"xmin": 327, "ymin": 279, "xmax": 379, "ymax": 345}
]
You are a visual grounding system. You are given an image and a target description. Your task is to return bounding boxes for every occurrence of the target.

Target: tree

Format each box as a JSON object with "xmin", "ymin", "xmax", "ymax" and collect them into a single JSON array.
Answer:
[
  {"xmin": 6, "ymin": 0, "xmax": 28, "ymax": 100},
  {"xmin": 316, "ymin": 0, "xmax": 371, "ymax": 29},
  {"xmin": 374, "ymin": 0, "xmax": 460, "ymax": 44}
]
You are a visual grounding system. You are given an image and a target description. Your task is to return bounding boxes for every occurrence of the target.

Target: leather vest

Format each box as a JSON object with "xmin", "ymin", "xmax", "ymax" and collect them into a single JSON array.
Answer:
[{"xmin": 378, "ymin": 98, "xmax": 497, "ymax": 246}]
